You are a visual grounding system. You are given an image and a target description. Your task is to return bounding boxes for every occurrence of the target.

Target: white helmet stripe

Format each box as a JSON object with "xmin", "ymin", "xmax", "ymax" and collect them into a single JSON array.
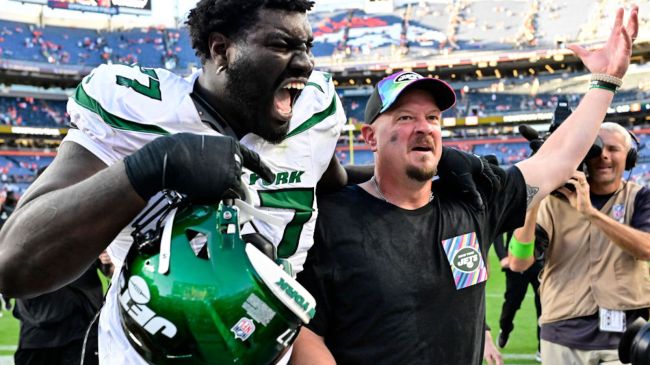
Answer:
[{"xmin": 158, "ymin": 207, "xmax": 178, "ymax": 275}]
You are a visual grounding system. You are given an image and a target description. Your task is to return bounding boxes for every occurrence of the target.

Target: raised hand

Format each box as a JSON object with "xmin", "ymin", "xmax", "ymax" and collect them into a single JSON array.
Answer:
[{"xmin": 568, "ymin": 5, "xmax": 639, "ymax": 78}]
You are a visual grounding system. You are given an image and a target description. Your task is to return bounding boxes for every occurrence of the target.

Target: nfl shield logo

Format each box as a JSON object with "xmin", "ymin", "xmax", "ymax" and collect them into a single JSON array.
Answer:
[
  {"xmin": 612, "ymin": 204, "xmax": 625, "ymax": 223},
  {"xmin": 231, "ymin": 317, "xmax": 256, "ymax": 341}
]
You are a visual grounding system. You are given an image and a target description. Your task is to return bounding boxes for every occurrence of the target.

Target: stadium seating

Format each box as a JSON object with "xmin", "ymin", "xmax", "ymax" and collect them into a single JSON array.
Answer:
[
  {"xmin": 0, "ymin": 19, "xmax": 196, "ymax": 70},
  {"xmin": 0, "ymin": 96, "xmax": 67, "ymax": 127},
  {"xmin": 0, "ymin": 154, "xmax": 53, "ymax": 196},
  {"xmin": 2, "ymin": 0, "xmax": 650, "ymax": 68}
]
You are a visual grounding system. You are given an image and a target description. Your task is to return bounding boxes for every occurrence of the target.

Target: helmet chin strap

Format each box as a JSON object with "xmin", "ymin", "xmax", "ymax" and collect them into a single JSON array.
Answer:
[{"xmin": 190, "ymin": 84, "xmax": 239, "ymax": 139}]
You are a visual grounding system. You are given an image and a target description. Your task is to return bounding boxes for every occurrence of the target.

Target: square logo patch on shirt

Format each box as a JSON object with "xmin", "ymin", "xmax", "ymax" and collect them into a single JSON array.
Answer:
[{"xmin": 441, "ymin": 232, "xmax": 488, "ymax": 290}]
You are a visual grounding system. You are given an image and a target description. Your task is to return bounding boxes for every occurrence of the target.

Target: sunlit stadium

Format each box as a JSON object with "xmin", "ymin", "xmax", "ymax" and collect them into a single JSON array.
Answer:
[{"xmin": 0, "ymin": 1, "xmax": 648, "ymax": 364}]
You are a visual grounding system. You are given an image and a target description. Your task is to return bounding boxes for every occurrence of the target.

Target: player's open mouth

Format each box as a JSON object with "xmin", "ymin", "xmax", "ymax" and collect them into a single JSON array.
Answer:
[{"xmin": 272, "ymin": 79, "xmax": 307, "ymax": 122}]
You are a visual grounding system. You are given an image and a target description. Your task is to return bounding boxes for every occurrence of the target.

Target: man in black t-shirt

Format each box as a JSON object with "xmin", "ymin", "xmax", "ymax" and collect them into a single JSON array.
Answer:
[
  {"xmin": 290, "ymin": 11, "xmax": 638, "ymax": 363},
  {"xmin": 13, "ymin": 261, "xmax": 106, "ymax": 365},
  {"xmin": 11, "ymin": 168, "xmax": 114, "ymax": 365}
]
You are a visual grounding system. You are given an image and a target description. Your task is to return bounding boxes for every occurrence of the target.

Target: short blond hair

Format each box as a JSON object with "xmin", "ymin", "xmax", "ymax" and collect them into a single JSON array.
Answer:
[{"xmin": 600, "ymin": 122, "xmax": 632, "ymax": 151}]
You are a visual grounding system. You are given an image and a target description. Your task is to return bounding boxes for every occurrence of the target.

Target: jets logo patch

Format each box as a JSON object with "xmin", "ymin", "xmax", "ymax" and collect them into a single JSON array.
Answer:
[
  {"xmin": 442, "ymin": 232, "xmax": 488, "ymax": 290},
  {"xmin": 452, "ymin": 247, "xmax": 481, "ymax": 272}
]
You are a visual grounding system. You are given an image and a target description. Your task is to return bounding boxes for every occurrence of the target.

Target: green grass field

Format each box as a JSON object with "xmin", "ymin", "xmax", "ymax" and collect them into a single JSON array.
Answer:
[
  {"xmin": 0, "ymin": 252, "xmax": 540, "ymax": 364},
  {"xmin": 0, "ymin": 307, "xmax": 18, "ymax": 357}
]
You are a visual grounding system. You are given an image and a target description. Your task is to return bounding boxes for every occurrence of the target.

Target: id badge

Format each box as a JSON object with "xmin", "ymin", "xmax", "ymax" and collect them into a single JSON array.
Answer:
[
  {"xmin": 441, "ymin": 232, "xmax": 488, "ymax": 290},
  {"xmin": 599, "ymin": 308, "xmax": 626, "ymax": 332}
]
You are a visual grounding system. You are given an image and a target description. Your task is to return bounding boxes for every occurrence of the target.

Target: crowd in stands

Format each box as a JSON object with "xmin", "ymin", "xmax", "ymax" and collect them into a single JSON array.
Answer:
[
  {"xmin": 0, "ymin": 96, "xmax": 67, "ymax": 128},
  {"xmin": 0, "ymin": 87, "xmax": 644, "ymax": 130},
  {"xmin": 0, "ymin": 155, "xmax": 53, "ymax": 196},
  {"xmin": 0, "ymin": 0, "xmax": 648, "ymax": 69},
  {"xmin": 0, "ymin": 19, "xmax": 196, "ymax": 70},
  {"xmin": 339, "ymin": 82, "xmax": 650, "ymax": 123},
  {"xmin": 0, "ymin": 76, "xmax": 647, "ymax": 133},
  {"xmin": 311, "ymin": 0, "xmax": 650, "ymax": 62}
]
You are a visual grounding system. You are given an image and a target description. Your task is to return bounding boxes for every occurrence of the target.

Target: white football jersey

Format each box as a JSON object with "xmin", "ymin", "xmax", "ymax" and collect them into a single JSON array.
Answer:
[{"xmin": 64, "ymin": 64, "xmax": 344, "ymax": 364}]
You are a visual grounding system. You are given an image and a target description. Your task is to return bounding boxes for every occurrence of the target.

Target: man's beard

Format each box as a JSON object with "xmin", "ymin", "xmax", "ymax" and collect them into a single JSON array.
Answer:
[
  {"xmin": 406, "ymin": 164, "xmax": 437, "ymax": 182},
  {"xmin": 225, "ymin": 57, "xmax": 289, "ymax": 144}
]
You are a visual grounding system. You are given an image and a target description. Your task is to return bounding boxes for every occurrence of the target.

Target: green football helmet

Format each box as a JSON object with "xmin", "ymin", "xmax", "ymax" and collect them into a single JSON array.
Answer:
[{"xmin": 117, "ymin": 193, "xmax": 316, "ymax": 364}]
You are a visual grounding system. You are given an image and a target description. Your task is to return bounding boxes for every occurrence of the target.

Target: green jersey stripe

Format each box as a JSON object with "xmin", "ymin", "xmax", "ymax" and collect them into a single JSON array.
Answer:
[
  {"xmin": 305, "ymin": 82, "xmax": 323, "ymax": 93},
  {"xmin": 72, "ymin": 84, "xmax": 169, "ymax": 135},
  {"xmin": 285, "ymin": 94, "xmax": 337, "ymax": 139}
]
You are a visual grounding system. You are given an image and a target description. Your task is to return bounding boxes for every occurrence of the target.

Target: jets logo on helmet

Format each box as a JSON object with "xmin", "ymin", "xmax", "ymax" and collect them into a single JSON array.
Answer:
[{"xmin": 118, "ymin": 273, "xmax": 178, "ymax": 339}]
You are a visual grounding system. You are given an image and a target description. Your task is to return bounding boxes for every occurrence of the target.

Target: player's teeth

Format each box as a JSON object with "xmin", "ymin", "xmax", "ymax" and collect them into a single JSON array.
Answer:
[{"xmin": 285, "ymin": 82, "xmax": 305, "ymax": 90}]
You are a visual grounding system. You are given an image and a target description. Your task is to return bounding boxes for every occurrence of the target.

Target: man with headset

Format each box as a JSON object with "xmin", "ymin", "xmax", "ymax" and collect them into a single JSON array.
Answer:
[{"xmin": 509, "ymin": 122, "xmax": 650, "ymax": 364}]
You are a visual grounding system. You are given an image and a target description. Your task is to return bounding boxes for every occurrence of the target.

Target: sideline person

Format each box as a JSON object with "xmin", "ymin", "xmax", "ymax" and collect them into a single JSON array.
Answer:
[{"xmin": 509, "ymin": 122, "xmax": 650, "ymax": 364}]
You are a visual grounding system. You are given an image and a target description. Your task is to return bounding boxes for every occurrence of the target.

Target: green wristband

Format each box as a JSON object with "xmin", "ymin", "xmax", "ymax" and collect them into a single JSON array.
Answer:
[
  {"xmin": 509, "ymin": 236, "xmax": 535, "ymax": 259},
  {"xmin": 589, "ymin": 80, "xmax": 618, "ymax": 93}
]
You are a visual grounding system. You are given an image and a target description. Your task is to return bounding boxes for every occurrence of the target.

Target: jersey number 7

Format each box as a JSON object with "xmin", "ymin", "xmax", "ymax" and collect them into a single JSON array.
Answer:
[
  {"xmin": 115, "ymin": 66, "xmax": 162, "ymax": 101},
  {"xmin": 258, "ymin": 188, "xmax": 314, "ymax": 258}
]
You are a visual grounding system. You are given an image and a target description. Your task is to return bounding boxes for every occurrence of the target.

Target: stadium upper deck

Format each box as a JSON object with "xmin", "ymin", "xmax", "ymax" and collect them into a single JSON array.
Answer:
[{"xmin": 0, "ymin": 0, "xmax": 649, "ymax": 71}]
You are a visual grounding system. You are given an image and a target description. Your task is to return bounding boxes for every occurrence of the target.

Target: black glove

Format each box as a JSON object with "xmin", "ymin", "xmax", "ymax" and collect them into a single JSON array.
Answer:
[
  {"xmin": 124, "ymin": 133, "xmax": 274, "ymax": 204},
  {"xmin": 434, "ymin": 147, "xmax": 505, "ymax": 210}
]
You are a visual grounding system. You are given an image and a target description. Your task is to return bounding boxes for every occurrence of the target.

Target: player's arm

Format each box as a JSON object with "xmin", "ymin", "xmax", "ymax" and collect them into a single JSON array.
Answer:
[
  {"xmin": 516, "ymin": 6, "xmax": 638, "ymax": 208},
  {"xmin": 317, "ymin": 154, "xmax": 373, "ymax": 192},
  {"xmin": 508, "ymin": 201, "xmax": 540, "ymax": 272},
  {"xmin": 0, "ymin": 134, "xmax": 272, "ymax": 298},
  {"xmin": 290, "ymin": 327, "xmax": 336, "ymax": 365},
  {"xmin": 0, "ymin": 141, "xmax": 146, "ymax": 298}
]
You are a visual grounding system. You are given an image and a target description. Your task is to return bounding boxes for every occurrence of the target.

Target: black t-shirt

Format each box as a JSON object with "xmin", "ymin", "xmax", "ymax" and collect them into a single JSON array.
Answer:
[
  {"xmin": 13, "ymin": 260, "xmax": 103, "ymax": 349},
  {"xmin": 298, "ymin": 167, "xmax": 526, "ymax": 365}
]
